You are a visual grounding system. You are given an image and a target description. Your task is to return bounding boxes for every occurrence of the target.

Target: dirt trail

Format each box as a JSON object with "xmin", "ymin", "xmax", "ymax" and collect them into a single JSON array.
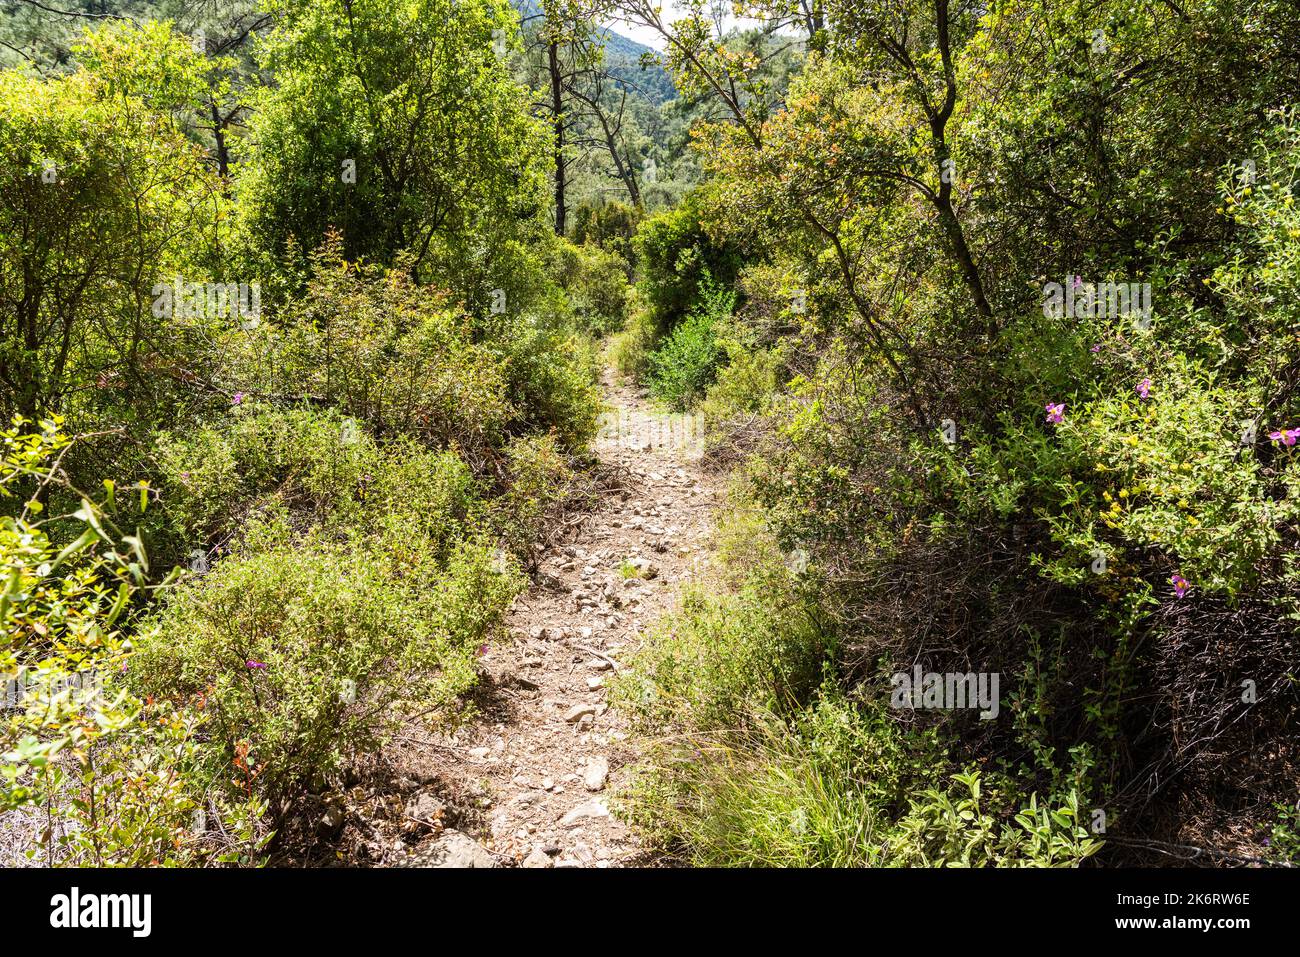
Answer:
[{"xmin": 401, "ymin": 369, "xmax": 719, "ymax": 868}]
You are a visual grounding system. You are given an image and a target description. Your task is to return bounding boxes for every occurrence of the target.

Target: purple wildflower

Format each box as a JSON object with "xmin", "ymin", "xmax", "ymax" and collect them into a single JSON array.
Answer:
[
  {"xmin": 1170, "ymin": 574, "xmax": 1190, "ymax": 599},
  {"xmin": 1136, "ymin": 378, "xmax": 1151, "ymax": 400},
  {"xmin": 231, "ymin": 392, "xmax": 245, "ymax": 406},
  {"xmin": 1269, "ymin": 428, "xmax": 1300, "ymax": 447},
  {"xmin": 245, "ymin": 660, "xmax": 267, "ymax": 669},
  {"xmin": 1045, "ymin": 402, "xmax": 1065, "ymax": 425}
]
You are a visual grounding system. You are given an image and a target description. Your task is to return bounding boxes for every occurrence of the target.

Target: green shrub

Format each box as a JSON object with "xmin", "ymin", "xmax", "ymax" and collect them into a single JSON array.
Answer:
[
  {"xmin": 608, "ymin": 307, "xmax": 657, "ymax": 382},
  {"xmin": 1, "ymin": 419, "xmax": 266, "ymax": 865},
  {"xmin": 551, "ymin": 240, "xmax": 634, "ymax": 337},
  {"xmin": 613, "ymin": 490, "xmax": 1102, "ymax": 867},
  {"xmin": 571, "ymin": 199, "xmax": 642, "ymax": 270},
  {"xmin": 490, "ymin": 433, "xmax": 588, "ymax": 560},
  {"xmin": 1269, "ymin": 802, "xmax": 1300, "ymax": 863},
  {"xmin": 130, "ymin": 522, "xmax": 522, "ymax": 806},
  {"xmin": 699, "ymin": 343, "xmax": 781, "ymax": 426},
  {"xmin": 221, "ymin": 239, "xmax": 516, "ymax": 451},
  {"xmin": 634, "ymin": 190, "xmax": 743, "ymax": 334},
  {"xmin": 613, "ymin": 503, "xmax": 829, "ymax": 734},
  {"xmin": 646, "ymin": 278, "xmax": 735, "ymax": 410},
  {"xmin": 493, "ymin": 321, "xmax": 602, "ymax": 449},
  {"xmin": 620, "ymin": 685, "xmax": 1100, "ymax": 867},
  {"xmin": 213, "ymin": 237, "xmax": 602, "ymax": 457},
  {"xmin": 153, "ymin": 406, "xmax": 477, "ymax": 558}
]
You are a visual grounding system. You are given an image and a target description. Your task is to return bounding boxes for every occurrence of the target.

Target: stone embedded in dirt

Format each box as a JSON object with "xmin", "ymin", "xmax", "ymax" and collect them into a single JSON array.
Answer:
[
  {"xmin": 584, "ymin": 757, "xmax": 610, "ymax": 792},
  {"xmin": 625, "ymin": 557, "xmax": 660, "ymax": 579},
  {"xmin": 576, "ymin": 714, "xmax": 595, "ymax": 732},
  {"xmin": 412, "ymin": 830, "xmax": 498, "ymax": 868},
  {"xmin": 319, "ymin": 804, "xmax": 345, "ymax": 834},
  {"xmin": 564, "ymin": 703, "xmax": 597, "ymax": 723},
  {"xmin": 405, "ymin": 792, "xmax": 446, "ymax": 822},
  {"xmin": 522, "ymin": 847, "xmax": 553, "ymax": 868},
  {"xmin": 560, "ymin": 799, "xmax": 610, "ymax": 827},
  {"xmin": 587, "ymin": 675, "xmax": 604, "ymax": 690}
]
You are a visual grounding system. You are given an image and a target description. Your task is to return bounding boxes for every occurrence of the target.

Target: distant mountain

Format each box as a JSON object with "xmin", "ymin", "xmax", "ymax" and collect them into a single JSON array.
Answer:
[
  {"xmin": 509, "ymin": 0, "xmax": 677, "ymax": 104},
  {"xmin": 599, "ymin": 26, "xmax": 677, "ymax": 104}
]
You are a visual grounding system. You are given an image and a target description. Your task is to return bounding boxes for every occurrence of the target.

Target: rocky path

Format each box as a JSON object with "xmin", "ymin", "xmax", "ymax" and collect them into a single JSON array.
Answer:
[{"xmin": 399, "ymin": 369, "xmax": 718, "ymax": 868}]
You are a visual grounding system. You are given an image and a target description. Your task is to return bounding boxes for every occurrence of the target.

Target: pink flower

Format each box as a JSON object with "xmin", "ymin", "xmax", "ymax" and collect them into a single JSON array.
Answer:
[
  {"xmin": 1136, "ymin": 378, "xmax": 1151, "ymax": 400},
  {"xmin": 1045, "ymin": 402, "xmax": 1065, "ymax": 425},
  {"xmin": 1170, "ymin": 574, "xmax": 1190, "ymax": 599},
  {"xmin": 231, "ymin": 392, "xmax": 245, "ymax": 406},
  {"xmin": 1269, "ymin": 428, "xmax": 1300, "ymax": 447},
  {"xmin": 1090, "ymin": 343, "xmax": 1102, "ymax": 353},
  {"xmin": 245, "ymin": 660, "xmax": 267, "ymax": 669}
]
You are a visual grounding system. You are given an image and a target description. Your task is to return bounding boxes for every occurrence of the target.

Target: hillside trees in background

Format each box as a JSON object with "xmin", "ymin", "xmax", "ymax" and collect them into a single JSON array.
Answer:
[
  {"xmin": 237, "ymin": 0, "xmax": 550, "ymax": 302},
  {"xmin": 0, "ymin": 38, "xmax": 223, "ymax": 426},
  {"xmin": 0, "ymin": 0, "xmax": 272, "ymax": 179}
]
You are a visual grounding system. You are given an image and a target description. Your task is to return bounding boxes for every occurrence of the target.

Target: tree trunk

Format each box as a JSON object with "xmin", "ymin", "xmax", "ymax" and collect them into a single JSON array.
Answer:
[{"xmin": 548, "ymin": 40, "xmax": 566, "ymax": 236}]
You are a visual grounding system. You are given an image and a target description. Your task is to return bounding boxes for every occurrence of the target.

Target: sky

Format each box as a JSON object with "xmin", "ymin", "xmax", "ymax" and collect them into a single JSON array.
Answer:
[
  {"xmin": 601, "ymin": 9, "xmax": 679, "ymax": 51},
  {"xmin": 601, "ymin": 2, "xmax": 766, "ymax": 51}
]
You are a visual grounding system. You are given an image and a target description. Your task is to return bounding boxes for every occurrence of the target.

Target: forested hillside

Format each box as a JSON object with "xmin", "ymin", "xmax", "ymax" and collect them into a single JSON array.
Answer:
[{"xmin": 1, "ymin": 0, "xmax": 1298, "ymax": 873}]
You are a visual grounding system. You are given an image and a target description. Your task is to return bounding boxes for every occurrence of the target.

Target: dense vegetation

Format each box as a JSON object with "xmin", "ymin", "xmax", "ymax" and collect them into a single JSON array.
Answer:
[
  {"xmin": 0, "ymin": 0, "xmax": 611, "ymax": 864},
  {"xmin": 2, "ymin": 0, "xmax": 1299, "ymax": 868},
  {"xmin": 609, "ymin": 0, "xmax": 1300, "ymax": 867}
]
